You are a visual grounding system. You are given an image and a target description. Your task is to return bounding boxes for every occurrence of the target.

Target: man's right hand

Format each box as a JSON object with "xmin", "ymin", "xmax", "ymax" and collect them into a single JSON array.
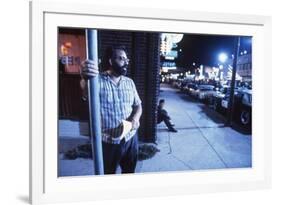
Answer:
[{"xmin": 80, "ymin": 59, "xmax": 99, "ymax": 79}]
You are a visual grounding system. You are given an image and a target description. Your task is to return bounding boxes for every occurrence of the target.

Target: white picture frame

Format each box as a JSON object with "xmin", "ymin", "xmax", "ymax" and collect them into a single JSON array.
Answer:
[{"xmin": 30, "ymin": 0, "xmax": 272, "ymax": 204}]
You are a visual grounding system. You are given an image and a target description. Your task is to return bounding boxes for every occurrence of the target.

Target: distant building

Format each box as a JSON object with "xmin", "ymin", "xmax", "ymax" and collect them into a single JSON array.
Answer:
[
  {"xmin": 220, "ymin": 53, "xmax": 252, "ymax": 82},
  {"xmin": 236, "ymin": 53, "xmax": 252, "ymax": 81}
]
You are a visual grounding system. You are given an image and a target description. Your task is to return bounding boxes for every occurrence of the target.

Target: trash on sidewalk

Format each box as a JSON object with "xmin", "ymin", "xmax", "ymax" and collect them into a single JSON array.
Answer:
[
  {"xmin": 138, "ymin": 143, "xmax": 160, "ymax": 161},
  {"xmin": 63, "ymin": 142, "xmax": 160, "ymax": 161},
  {"xmin": 64, "ymin": 143, "xmax": 92, "ymax": 160}
]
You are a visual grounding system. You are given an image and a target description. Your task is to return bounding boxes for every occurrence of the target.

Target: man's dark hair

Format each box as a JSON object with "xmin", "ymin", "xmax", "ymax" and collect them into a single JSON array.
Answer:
[
  {"xmin": 159, "ymin": 99, "xmax": 165, "ymax": 104},
  {"xmin": 101, "ymin": 45, "xmax": 127, "ymax": 70}
]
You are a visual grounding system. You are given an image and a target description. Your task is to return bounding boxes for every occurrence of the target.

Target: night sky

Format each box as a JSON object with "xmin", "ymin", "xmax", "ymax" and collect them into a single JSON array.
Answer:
[{"xmin": 175, "ymin": 34, "xmax": 252, "ymax": 68}]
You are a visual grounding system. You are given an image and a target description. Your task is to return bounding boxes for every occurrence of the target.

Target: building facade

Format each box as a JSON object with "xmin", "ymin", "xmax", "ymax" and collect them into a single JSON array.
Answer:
[{"xmin": 58, "ymin": 28, "xmax": 161, "ymax": 142}]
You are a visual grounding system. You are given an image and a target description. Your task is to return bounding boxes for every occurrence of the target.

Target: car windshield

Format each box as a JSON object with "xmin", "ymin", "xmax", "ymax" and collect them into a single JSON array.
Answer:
[
  {"xmin": 188, "ymin": 84, "xmax": 197, "ymax": 89},
  {"xmin": 200, "ymin": 88, "xmax": 212, "ymax": 91},
  {"xmin": 199, "ymin": 85, "xmax": 214, "ymax": 91}
]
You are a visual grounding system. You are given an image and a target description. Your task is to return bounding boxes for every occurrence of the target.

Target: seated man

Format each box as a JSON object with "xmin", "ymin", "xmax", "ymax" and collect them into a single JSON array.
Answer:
[{"xmin": 157, "ymin": 99, "xmax": 177, "ymax": 132}]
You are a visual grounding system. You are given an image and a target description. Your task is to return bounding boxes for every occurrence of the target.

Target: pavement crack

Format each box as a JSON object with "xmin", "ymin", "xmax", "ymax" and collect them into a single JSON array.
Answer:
[
  {"xmin": 166, "ymin": 131, "xmax": 193, "ymax": 170},
  {"xmin": 167, "ymin": 131, "xmax": 172, "ymax": 154},
  {"xmin": 182, "ymin": 105, "xmax": 229, "ymax": 168},
  {"xmin": 171, "ymin": 154, "xmax": 194, "ymax": 170}
]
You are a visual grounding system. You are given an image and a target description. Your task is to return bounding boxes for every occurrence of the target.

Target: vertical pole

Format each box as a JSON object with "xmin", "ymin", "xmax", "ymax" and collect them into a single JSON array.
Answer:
[
  {"xmin": 86, "ymin": 29, "xmax": 104, "ymax": 175},
  {"xmin": 226, "ymin": 36, "xmax": 240, "ymax": 126}
]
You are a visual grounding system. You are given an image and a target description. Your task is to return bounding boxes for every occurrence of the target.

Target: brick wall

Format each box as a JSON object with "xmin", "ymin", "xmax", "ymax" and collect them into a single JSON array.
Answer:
[
  {"xmin": 99, "ymin": 30, "xmax": 160, "ymax": 142},
  {"xmin": 59, "ymin": 28, "xmax": 160, "ymax": 142}
]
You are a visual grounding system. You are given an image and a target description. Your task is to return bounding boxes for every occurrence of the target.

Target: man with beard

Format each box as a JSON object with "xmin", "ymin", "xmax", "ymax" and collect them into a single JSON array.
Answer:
[{"xmin": 80, "ymin": 46, "xmax": 142, "ymax": 175}]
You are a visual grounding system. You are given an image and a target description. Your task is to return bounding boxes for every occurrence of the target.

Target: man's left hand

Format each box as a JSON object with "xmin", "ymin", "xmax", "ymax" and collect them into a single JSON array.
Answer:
[{"xmin": 131, "ymin": 118, "xmax": 140, "ymax": 130}]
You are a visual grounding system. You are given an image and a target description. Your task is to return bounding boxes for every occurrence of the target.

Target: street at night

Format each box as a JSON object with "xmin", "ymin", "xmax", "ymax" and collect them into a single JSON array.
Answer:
[
  {"xmin": 59, "ymin": 83, "xmax": 251, "ymax": 176},
  {"xmin": 137, "ymin": 83, "xmax": 252, "ymax": 172},
  {"xmin": 58, "ymin": 29, "xmax": 253, "ymax": 176}
]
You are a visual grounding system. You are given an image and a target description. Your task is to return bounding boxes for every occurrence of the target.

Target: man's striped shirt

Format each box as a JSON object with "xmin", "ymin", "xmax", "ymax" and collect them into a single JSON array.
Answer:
[{"xmin": 98, "ymin": 72, "xmax": 141, "ymax": 144}]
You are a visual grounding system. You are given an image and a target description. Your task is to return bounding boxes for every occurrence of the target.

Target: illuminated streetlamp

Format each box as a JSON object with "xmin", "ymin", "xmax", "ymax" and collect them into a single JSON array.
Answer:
[
  {"xmin": 218, "ymin": 53, "xmax": 228, "ymax": 80},
  {"xmin": 218, "ymin": 53, "xmax": 228, "ymax": 63}
]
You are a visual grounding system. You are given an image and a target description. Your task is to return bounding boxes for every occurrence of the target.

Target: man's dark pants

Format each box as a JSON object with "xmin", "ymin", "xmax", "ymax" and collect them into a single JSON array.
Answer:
[
  {"xmin": 158, "ymin": 109, "xmax": 174, "ymax": 129},
  {"xmin": 102, "ymin": 133, "xmax": 138, "ymax": 174}
]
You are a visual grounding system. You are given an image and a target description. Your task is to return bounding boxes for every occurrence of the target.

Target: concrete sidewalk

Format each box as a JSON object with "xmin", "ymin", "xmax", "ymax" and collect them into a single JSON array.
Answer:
[
  {"xmin": 59, "ymin": 84, "xmax": 251, "ymax": 176},
  {"xmin": 136, "ymin": 84, "xmax": 251, "ymax": 173}
]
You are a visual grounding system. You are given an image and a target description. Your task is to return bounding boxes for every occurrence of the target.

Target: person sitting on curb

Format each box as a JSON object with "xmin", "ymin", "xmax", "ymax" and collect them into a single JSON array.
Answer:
[{"xmin": 157, "ymin": 99, "xmax": 178, "ymax": 132}]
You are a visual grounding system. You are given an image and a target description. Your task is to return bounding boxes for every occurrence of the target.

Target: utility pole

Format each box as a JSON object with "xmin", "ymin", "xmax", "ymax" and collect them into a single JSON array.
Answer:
[
  {"xmin": 226, "ymin": 36, "xmax": 240, "ymax": 126},
  {"xmin": 86, "ymin": 29, "xmax": 104, "ymax": 175}
]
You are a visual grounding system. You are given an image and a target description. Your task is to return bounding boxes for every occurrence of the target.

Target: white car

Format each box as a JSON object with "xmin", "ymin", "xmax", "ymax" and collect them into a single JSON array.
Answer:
[{"xmin": 195, "ymin": 85, "xmax": 216, "ymax": 101}]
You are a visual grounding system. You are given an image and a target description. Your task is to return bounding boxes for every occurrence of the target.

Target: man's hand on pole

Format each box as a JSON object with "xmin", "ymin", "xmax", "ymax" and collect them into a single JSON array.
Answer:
[{"xmin": 80, "ymin": 59, "xmax": 99, "ymax": 79}]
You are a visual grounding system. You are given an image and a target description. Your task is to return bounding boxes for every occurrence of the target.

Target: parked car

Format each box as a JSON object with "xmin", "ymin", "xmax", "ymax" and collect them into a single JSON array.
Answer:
[
  {"xmin": 180, "ymin": 79, "xmax": 189, "ymax": 91},
  {"xmin": 212, "ymin": 86, "xmax": 230, "ymax": 111},
  {"xmin": 187, "ymin": 83, "xmax": 200, "ymax": 97},
  {"xmin": 175, "ymin": 80, "xmax": 182, "ymax": 89},
  {"xmin": 171, "ymin": 80, "xmax": 178, "ymax": 88},
  {"xmin": 183, "ymin": 83, "xmax": 198, "ymax": 94},
  {"xmin": 195, "ymin": 84, "xmax": 216, "ymax": 102},
  {"xmin": 236, "ymin": 89, "xmax": 252, "ymax": 127},
  {"xmin": 219, "ymin": 89, "xmax": 252, "ymax": 127},
  {"xmin": 238, "ymin": 81, "xmax": 252, "ymax": 90}
]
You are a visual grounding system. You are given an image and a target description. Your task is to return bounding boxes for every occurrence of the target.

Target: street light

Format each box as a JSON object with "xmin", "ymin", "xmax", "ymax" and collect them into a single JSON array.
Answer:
[
  {"xmin": 218, "ymin": 53, "xmax": 228, "ymax": 63},
  {"xmin": 218, "ymin": 53, "xmax": 228, "ymax": 81}
]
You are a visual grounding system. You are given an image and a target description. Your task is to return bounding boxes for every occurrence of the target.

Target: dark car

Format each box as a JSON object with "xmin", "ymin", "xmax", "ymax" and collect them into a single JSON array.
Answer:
[
  {"xmin": 180, "ymin": 79, "xmax": 189, "ymax": 91},
  {"xmin": 219, "ymin": 89, "xmax": 252, "ymax": 128},
  {"xmin": 236, "ymin": 89, "xmax": 252, "ymax": 127},
  {"xmin": 183, "ymin": 83, "xmax": 198, "ymax": 95}
]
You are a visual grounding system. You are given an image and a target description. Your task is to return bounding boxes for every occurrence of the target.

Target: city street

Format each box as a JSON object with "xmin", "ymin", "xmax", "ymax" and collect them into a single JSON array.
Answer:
[
  {"xmin": 136, "ymin": 83, "xmax": 252, "ymax": 173},
  {"xmin": 58, "ymin": 30, "xmax": 252, "ymax": 177},
  {"xmin": 59, "ymin": 83, "xmax": 252, "ymax": 176}
]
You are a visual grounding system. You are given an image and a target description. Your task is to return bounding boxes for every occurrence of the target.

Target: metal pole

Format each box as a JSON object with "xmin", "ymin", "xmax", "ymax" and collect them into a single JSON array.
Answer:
[
  {"xmin": 86, "ymin": 29, "xmax": 104, "ymax": 175},
  {"xmin": 226, "ymin": 36, "xmax": 240, "ymax": 126}
]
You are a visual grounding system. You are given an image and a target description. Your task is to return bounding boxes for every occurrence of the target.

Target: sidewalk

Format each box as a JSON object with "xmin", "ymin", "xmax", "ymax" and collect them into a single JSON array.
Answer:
[
  {"xmin": 136, "ymin": 84, "xmax": 252, "ymax": 173},
  {"xmin": 59, "ymin": 84, "xmax": 252, "ymax": 176}
]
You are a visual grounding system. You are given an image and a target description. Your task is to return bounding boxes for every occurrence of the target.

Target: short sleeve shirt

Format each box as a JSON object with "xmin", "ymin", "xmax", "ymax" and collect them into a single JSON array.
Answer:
[{"xmin": 98, "ymin": 72, "xmax": 142, "ymax": 144}]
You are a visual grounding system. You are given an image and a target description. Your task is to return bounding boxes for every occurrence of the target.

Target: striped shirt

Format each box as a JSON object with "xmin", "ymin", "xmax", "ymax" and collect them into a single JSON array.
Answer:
[{"xmin": 98, "ymin": 72, "xmax": 142, "ymax": 144}]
